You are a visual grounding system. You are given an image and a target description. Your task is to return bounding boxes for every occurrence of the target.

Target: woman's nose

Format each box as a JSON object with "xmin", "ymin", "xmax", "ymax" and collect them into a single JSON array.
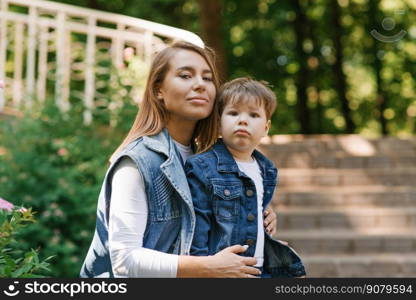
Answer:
[{"xmin": 193, "ymin": 76, "xmax": 206, "ymax": 91}]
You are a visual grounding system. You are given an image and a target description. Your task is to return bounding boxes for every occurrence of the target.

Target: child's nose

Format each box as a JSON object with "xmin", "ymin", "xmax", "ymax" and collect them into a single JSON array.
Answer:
[{"xmin": 238, "ymin": 114, "xmax": 248, "ymax": 125}]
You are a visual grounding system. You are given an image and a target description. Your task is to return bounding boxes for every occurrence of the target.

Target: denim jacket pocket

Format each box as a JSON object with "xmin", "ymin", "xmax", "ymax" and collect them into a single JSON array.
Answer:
[
  {"xmin": 212, "ymin": 182, "xmax": 241, "ymax": 221},
  {"xmin": 152, "ymin": 173, "xmax": 182, "ymax": 221}
]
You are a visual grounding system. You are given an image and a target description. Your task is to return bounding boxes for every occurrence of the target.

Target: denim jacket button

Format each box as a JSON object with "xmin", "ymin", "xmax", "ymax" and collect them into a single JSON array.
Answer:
[
  {"xmin": 246, "ymin": 239, "xmax": 255, "ymax": 246},
  {"xmin": 223, "ymin": 189, "xmax": 230, "ymax": 196},
  {"xmin": 246, "ymin": 189, "xmax": 254, "ymax": 197},
  {"xmin": 247, "ymin": 213, "xmax": 255, "ymax": 221}
]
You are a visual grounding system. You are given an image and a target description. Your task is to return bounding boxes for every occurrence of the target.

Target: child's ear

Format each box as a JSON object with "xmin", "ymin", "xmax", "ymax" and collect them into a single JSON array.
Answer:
[{"xmin": 265, "ymin": 120, "xmax": 271, "ymax": 136}]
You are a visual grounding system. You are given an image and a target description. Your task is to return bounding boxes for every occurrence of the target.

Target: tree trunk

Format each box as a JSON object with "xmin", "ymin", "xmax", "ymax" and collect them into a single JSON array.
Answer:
[
  {"xmin": 292, "ymin": 0, "xmax": 311, "ymax": 134},
  {"xmin": 197, "ymin": 0, "xmax": 227, "ymax": 81},
  {"xmin": 330, "ymin": 1, "xmax": 355, "ymax": 133},
  {"xmin": 308, "ymin": 5, "xmax": 323, "ymax": 133},
  {"xmin": 369, "ymin": 0, "xmax": 388, "ymax": 135}
]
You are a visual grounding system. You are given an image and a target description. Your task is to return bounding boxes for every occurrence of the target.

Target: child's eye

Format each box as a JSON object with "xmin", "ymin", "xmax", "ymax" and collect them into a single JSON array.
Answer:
[
  {"xmin": 250, "ymin": 112, "xmax": 260, "ymax": 118},
  {"xmin": 227, "ymin": 110, "xmax": 238, "ymax": 116}
]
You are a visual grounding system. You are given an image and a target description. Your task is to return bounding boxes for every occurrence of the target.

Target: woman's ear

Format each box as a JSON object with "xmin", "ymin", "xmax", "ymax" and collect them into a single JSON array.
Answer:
[{"xmin": 155, "ymin": 84, "xmax": 164, "ymax": 100}]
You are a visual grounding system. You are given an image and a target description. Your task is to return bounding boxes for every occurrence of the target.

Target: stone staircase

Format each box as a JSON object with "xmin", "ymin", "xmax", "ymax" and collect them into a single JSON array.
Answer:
[{"xmin": 259, "ymin": 135, "xmax": 416, "ymax": 277}]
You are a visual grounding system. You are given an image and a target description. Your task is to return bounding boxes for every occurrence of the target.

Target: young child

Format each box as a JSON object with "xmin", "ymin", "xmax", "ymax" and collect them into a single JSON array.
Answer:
[{"xmin": 185, "ymin": 77, "xmax": 306, "ymax": 278}]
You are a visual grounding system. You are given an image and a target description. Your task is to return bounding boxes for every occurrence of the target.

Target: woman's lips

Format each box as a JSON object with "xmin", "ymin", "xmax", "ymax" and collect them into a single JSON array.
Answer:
[{"xmin": 187, "ymin": 97, "xmax": 209, "ymax": 104}]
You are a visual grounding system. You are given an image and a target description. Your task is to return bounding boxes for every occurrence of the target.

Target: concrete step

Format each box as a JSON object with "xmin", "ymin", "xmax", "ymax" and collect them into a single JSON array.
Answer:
[
  {"xmin": 259, "ymin": 135, "xmax": 416, "ymax": 169},
  {"xmin": 302, "ymin": 254, "xmax": 416, "ymax": 277},
  {"xmin": 275, "ymin": 229, "xmax": 416, "ymax": 255},
  {"xmin": 278, "ymin": 168, "xmax": 416, "ymax": 187},
  {"xmin": 275, "ymin": 207, "xmax": 416, "ymax": 230},
  {"xmin": 260, "ymin": 135, "xmax": 416, "ymax": 157},
  {"xmin": 267, "ymin": 153, "xmax": 416, "ymax": 169},
  {"xmin": 274, "ymin": 185, "xmax": 416, "ymax": 207}
]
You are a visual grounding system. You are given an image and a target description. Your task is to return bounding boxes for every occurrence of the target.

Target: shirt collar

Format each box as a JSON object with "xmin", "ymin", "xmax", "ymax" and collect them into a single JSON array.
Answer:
[{"xmin": 212, "ymin": 139, "xmax": 276, "ymax": 178}]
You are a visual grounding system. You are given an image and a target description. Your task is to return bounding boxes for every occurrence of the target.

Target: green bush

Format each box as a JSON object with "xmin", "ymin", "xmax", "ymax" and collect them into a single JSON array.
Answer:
[
  {"xmin": 0, "ymin": 199, "xmax": 53, "ymax": 278},
  {"xmin": 0, "ymin": 103, "xmax": 108, "ymax": 276}
]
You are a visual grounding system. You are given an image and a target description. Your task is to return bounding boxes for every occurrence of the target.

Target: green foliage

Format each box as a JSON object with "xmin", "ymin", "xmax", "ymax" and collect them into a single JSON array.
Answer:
[
  {"xmin": 0, "ymin": 103, "xmax": 110, "ymax": 277},
  {"xmin": 0, "ymin": 53, "xmax": 147, "ymax": 277},
  {"xmin": 0, "ymin": 207, "xmax": 53, "ymax": 278}
]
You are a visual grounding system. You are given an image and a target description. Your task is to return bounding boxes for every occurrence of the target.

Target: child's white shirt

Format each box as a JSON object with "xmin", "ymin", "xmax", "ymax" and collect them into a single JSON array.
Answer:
[{"xmin": 236, "ymin": 158, "xmax": 265, "ymax": 268}]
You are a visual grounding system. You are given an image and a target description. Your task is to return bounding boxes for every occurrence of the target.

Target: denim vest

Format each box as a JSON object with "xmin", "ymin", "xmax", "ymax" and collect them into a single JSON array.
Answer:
[
  {"xmin": 185, "ymin": 140, "xmax": 306, "ymax": 277},
  {"xmin": 80, "ymin": 129, "xmax": 195, "ymax": 278}
]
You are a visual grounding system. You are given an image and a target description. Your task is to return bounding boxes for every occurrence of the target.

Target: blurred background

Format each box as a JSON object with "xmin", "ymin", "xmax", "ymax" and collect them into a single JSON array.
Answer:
[
  {"xmin": 50, "ymin": 0, "xmax": 416, "ymax": 136},
  {"xmin": 0, "ymin": 0, "xmax": 415, "ymax": 277}
]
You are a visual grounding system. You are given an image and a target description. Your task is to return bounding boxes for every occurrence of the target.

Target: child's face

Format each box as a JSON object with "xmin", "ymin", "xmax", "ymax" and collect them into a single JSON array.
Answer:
[{"xmin": 220, "ymin": 99, "xmax": 270, "ymax": 156}]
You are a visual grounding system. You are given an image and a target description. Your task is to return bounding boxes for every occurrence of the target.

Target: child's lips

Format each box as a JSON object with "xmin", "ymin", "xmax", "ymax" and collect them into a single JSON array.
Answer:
[{"xmin": 234, "ymin": 129, "xmax": 250, "ymax": 136}]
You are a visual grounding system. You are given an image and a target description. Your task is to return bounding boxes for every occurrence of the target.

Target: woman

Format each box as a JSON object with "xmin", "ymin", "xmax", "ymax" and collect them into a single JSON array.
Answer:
[{"xmin": 80, "ymin": 41, "xmax": 276, "ymax": 278}]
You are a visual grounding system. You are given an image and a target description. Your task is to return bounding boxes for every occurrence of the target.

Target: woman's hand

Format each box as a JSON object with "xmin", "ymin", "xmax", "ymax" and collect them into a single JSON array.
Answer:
[
  {"xmin": 264, "ymin": 207, "xmax": 277, "ymax": 236},
  {"xmin": 204, "ymin": 245, "xmax": 261, "ymax": 278},
  {"xmin": 178, "ymin": 245, "xmax": 261, "ymax": 278}
]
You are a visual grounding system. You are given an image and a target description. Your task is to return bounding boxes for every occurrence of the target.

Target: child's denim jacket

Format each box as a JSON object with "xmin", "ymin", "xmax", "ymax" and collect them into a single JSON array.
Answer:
[{"xmin": 185, "ymin": 139, "xmax": 306, "ymax": 277}]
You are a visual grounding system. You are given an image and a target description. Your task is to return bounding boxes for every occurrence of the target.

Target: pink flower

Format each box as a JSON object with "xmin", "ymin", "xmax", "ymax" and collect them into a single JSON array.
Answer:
[
  {"xmin": 57, "ymin": 148, "xmax": 69, "ymax": 156},
  {"xmin": 0, "ymin": 197, "xmax": 14, "ymax": 212},
  {"xmin": 0, "ymin": 80, "xmax": 4, "ymax": 89}
]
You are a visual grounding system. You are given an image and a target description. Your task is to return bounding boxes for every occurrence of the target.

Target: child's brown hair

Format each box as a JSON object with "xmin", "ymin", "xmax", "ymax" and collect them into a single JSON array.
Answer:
[{"xmin": 218, "ymin": 77, "xmax": 277, "ymax": 120}]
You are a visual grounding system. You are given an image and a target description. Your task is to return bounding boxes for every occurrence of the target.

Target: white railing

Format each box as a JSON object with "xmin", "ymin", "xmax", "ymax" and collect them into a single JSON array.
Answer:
[{"xmin": 0, "ymin": 0, "xmax": 204, "ymax": 123}]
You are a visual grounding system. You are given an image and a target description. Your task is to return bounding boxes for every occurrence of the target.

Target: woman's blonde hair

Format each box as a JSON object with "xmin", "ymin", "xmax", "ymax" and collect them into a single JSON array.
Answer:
[{"xmin": 110, "ymin": 41, "xmax": 220, "ymax": 162}]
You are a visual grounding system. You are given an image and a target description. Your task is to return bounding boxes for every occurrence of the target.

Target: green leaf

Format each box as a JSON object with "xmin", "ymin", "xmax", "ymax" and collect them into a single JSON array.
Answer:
[{"xmin": 11, "ymin": 263, "xmax": 33, "ymax": 277}]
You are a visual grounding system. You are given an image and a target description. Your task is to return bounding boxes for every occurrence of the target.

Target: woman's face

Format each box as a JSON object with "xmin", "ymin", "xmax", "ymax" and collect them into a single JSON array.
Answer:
[{"xmin": 158, "ymin": 49, "xmax": 216, "ymax": 122}]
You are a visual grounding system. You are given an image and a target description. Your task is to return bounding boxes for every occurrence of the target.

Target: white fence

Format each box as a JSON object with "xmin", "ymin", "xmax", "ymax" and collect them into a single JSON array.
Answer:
[{"xmin": 0, "ymin": 0, "xmax": 203, "ymax": 123}]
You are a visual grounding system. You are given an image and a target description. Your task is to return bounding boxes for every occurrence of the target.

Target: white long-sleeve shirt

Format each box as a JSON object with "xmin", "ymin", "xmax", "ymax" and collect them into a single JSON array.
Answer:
[{"xmin": 108, "ymin": 141, "xmax": 192, "ymax": 277}]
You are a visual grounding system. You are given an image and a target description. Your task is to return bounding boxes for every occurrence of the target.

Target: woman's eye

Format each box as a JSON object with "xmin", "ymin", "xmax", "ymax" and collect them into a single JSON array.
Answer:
[
  {"xmin": 203, "ymin": 77, "xmax": 213, "ymax": 81},
  {"xmin": 179, "ymin": 74, "xmax": 191, "ymax": 79}
]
